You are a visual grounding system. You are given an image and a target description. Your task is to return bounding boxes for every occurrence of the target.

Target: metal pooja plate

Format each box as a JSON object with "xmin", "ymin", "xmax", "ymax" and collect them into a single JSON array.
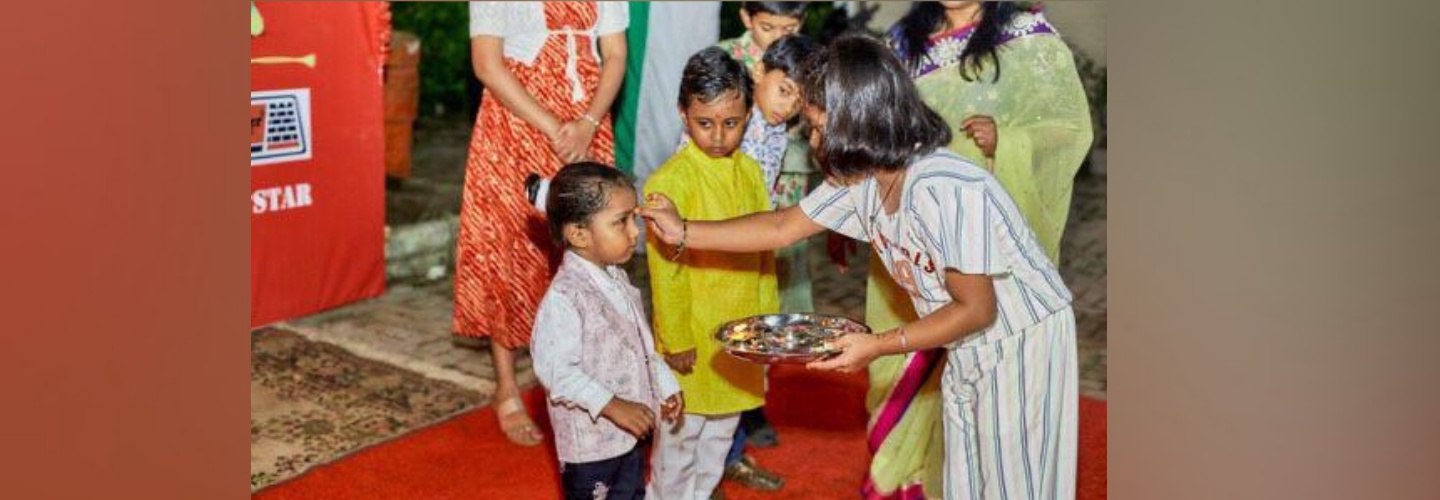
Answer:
[{"xmin": 714, "ymin": 313, "xmax": 873, "ymax": 364}]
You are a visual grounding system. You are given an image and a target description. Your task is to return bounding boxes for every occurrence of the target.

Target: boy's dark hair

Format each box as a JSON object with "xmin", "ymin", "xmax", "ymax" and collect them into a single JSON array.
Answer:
[
  {"xmin": 525, "ymin": 163, "xmax": 632, "ymax": 246},
  {"xmin": 760, "ymin": 34, "xmax": 818, "ymax": 76},
  {"xmin": 678, "ymin": 47, "xmax": 753, "ymax": 110},
  {"xmin": 742, "ymin": 2, "xmax": 809, "ymax": 19},
  {"xmin": 798, "ymin": 33, "xmax": 951, "ymax": 180}
]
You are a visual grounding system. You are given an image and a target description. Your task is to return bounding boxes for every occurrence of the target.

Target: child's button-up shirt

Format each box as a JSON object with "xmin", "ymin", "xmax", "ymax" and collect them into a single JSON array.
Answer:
[
  {"xmin": 717, "ymin": 31, "xmax": 764, "ymax": 77},
  {"xmin": 740, "ymin": 105, "xmax": 790, "ymax": 207}
]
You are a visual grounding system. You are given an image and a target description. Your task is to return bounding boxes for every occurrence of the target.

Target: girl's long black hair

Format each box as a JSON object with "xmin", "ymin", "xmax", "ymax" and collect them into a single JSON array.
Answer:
[
  {"xmin": 892, "ymin": 2, "xmax": 1022, "ymax": 82},
  {"xmin": 798, "ymin": 34, "xmax": 951, "ymax": 180}
]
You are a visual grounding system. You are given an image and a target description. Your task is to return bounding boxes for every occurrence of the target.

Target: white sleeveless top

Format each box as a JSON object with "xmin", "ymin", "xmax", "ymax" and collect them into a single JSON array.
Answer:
[
  {"xmin": 468, "ymin": 2, "xmax": 627, "ymax": 102},
  {"xmin": 468, "ymin": 2, "xmax": 627, "ymax": 64}
]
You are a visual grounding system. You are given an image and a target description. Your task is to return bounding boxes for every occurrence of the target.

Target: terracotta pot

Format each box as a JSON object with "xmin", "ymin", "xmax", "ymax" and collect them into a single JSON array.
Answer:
[{"xmin": 384, "ymin": 31, "xmax": 420, "ymax": 180}]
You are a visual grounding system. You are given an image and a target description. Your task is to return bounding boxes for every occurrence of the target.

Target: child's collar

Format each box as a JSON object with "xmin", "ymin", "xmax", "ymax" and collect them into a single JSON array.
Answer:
[
  {"xmin": 738, "ymin": 31, "xmax": 763, "ymax": 55},
  {"xmin": 564, "ymin": 250, "xmax": 622, "ymax": 284},
  {"xmin": 682, "ymin": 140, "xmax": 739, "ymax": 165}
]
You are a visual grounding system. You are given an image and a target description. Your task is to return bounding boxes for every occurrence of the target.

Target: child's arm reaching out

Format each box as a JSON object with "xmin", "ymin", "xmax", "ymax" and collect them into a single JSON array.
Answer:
[
  {"xmin": 808, "ymin": 270, "xmax": 998, "ymax": 373},
  {"xmin": 638, "ymin": 193, "xmax": 826, "ymax": 254},
  {"xmin": 808, "ymin": 179, "xmax": 1010, "ymax": 372}
]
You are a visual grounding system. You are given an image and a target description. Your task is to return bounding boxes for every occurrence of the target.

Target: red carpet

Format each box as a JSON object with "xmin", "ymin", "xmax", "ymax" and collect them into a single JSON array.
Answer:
[
  {"xmin": 256, "ymin": 365, "xmax": 1105, "ymax": 499},
  {"xmin": 1076, "ymin": 396, "xmax": 1107, "ymax": 500}
]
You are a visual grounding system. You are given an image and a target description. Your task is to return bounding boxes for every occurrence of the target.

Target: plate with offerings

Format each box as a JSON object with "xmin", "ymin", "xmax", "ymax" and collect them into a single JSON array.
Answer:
[{"xmin": 714, "ymin": 313, "xmax": 872, "ymax": 364}]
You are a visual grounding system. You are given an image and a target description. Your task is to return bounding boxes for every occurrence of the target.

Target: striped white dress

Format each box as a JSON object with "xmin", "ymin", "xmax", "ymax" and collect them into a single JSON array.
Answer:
[{"xmin": 800, "ymin": 149, "xmax": 1080, "ymax": 499}]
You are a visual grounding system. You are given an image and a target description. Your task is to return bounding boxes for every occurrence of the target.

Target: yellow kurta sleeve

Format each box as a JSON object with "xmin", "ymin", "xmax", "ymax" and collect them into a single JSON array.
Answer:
[{"xmin": 643, "ymin": 166, "xmax": 696, "ymax": 354}]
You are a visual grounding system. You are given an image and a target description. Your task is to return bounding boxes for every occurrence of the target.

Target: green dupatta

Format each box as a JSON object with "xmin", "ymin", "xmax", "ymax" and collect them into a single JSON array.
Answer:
[{"xmin": 911, "ymin": 14, "xmax": 1093, "ymax": 262}]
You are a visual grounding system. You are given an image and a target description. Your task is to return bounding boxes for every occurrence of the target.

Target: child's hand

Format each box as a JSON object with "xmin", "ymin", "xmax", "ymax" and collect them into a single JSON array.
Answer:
[
  {"xmin": 660, "ymin": 392, "xmax": 685, "ymax": 427},
  {"xmin": 600, "ymin": 397, "xmax": 656, "ymax": 438},
  {"xmin": 806, "ymin": 333, "xmax": 881, "ymax": 373},
  {"xmin": 827, "ymin": 232, "xmax": 859, "ymax": 274},
  {"xmin": 663, "ymin": 349, "xmax": 697, "ymax": 375},
  {"xmin": 552, "ymin": 120, "xmax": 596, "ymax": 163},
  {"xmin": 961, "ymin": 115, "xmax": 998, "ymax": 159},
  {"xmin": 636, "ymin": 194, "xmax": 683, "ymax": 245}
]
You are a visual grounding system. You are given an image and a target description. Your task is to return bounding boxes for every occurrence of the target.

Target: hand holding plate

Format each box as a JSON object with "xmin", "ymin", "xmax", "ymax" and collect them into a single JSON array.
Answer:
[{"xmin": 806, "ymin": 333, "xmax": 882, "ymax": 373}]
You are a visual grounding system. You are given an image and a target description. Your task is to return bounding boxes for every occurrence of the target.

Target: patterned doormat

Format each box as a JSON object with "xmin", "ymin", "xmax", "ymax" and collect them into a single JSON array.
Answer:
[{"xmin": 251, "ymin": 328, "xmax": 481, "ymax": 491}]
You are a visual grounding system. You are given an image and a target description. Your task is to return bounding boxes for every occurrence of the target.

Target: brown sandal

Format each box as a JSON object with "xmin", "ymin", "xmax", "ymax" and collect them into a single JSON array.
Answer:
[{"xmin": 723, "ymin": 455, "xmax": 785, "ymax": 491}]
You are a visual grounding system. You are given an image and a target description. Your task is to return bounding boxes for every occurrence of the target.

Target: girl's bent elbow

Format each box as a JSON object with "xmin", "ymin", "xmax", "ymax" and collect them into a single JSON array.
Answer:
[{"xmin": 977, "ymin": 303, "xmax": 999, "ymax": 330}]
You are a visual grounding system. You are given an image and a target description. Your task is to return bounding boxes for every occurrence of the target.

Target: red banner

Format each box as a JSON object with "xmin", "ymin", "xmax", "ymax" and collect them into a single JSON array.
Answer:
[{"xmin": 250, "ymin": 2, "xmax": 390, "ymax": 328}]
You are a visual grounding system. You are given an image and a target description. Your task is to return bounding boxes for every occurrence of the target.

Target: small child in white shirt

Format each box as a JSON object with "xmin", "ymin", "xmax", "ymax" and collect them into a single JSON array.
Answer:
[{"xmin": 528, "ymin": 163, "xmax": 684, "ymax": 500}]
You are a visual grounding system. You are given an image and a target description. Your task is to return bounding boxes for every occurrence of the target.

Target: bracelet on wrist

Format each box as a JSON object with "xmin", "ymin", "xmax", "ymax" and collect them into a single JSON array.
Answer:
[
  {"xmin": 578, "ymin": 113, "xmax": 601, "ymax": 129},
  {"xmin": 669, "ymin": 218, "xmax": 688, "ymax": 260}
]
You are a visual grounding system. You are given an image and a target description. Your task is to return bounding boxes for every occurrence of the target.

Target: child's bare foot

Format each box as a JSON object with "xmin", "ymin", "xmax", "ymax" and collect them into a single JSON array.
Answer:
[{"xmin": 494, "ymin": 390, "xmax": 543, "ymax": 446}]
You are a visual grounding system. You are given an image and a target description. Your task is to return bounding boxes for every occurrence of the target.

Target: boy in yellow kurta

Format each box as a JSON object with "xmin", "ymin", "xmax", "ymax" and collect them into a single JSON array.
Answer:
[{"xmin": 644, "ymin": 47, "xmax": 780, "ymax": 500}]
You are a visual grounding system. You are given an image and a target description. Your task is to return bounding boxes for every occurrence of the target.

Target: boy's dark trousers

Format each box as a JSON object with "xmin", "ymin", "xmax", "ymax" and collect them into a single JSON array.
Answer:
[{"xmin": 561, "ymin": 444, "xmax": 646, "ymax": 500}]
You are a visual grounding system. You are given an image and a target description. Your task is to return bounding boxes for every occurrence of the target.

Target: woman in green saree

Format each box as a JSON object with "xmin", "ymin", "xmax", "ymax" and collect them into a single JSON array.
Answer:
[{"xmin": 860, "ymin": 3, "xmax": 1093, "ymax": 498}]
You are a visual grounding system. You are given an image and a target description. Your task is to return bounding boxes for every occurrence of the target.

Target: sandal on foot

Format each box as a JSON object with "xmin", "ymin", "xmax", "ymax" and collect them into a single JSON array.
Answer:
[
  {"xmin": 723, "ymin": 455, "xmax": 785, "ymax": 491},
  {"xmin": 495, "ymin": 396, "xmax": 544, "ymax": 446}
]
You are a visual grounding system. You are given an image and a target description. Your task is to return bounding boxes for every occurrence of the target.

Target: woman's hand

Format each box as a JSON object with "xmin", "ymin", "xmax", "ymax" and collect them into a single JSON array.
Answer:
[
  {"xmin": 551, "ymin": 119, "xmax": 596, "ymax": 163},
  {"xmin": 806, "ymin": 333, "xmax": 882, "ymax": 373},
  {"xmin": 961, "ymin": 115, "xmax": 998, "ymax": 159},
  {"xmin": 663, "ymin": 349, "xmax": 697, "ymax": 375},
  {"xmin": 600, "ymin": 397, "xmax": 656, "ymax": 438},
  {"xmin": 637, "ymin": 193, "xmax": 684, "ymax": 245}
]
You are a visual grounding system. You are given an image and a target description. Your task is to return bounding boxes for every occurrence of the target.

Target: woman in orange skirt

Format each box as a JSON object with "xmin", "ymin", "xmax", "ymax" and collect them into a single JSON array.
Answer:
[{"xmin": 457, "ymin": 1, "xmax": 627, "ymax": 446}]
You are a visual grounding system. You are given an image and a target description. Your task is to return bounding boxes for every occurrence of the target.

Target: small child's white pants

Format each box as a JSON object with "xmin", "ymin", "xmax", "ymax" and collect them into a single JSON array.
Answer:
[
  {"xmin": 646, "ymin": 412, "xmax": 740, "ymax": 500},
  {"xmin": 941, "ymin": 307, "xmax": 1079, "ymax": 500}
]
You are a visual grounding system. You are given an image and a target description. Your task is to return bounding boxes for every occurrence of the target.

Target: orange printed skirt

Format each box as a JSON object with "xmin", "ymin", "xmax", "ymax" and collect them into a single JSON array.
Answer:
[{"xmin": 452, "ymin": 25, "xmax": 615, "ymax": 348}]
